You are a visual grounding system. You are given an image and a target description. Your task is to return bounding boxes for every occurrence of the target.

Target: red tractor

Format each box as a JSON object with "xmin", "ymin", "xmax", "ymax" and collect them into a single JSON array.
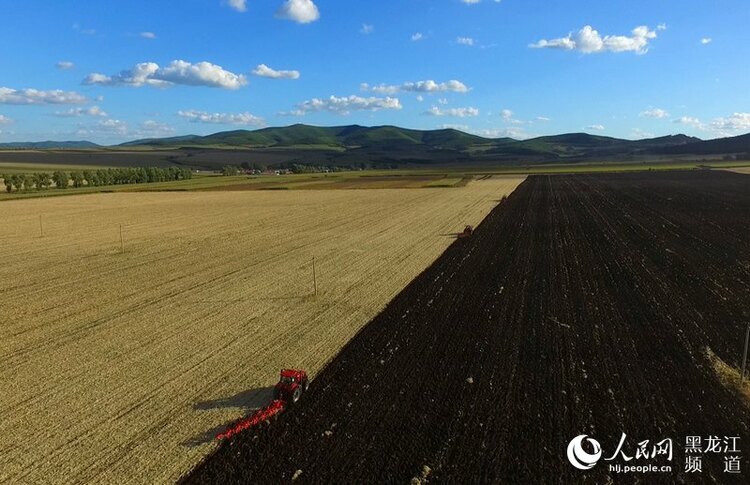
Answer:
[
  {"xmin": 274, "ymin": 369, "xmax": 309, "ymax": 403},
  {"xmin": 458, "ymin": 225, "xmax": 474, "ymax": 239},
  {"xmin": 216, "ymin": 369, "xmax": 310, "ymax": 441}
]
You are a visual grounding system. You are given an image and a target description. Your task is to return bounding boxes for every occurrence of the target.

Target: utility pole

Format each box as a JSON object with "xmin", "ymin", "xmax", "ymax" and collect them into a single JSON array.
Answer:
[
  {"xmin": 312, "ymin": 257, "xmax": 318, "ymax": 297},
  {"xmin": 741, "ymin": 323, "xmax": 750, "ymax": 383}
]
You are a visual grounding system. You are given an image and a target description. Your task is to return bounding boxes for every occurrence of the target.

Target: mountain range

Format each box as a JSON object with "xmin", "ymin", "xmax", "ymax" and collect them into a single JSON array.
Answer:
[{"xmin": 1, "ymin": 125, "xmax": 749, "ymax": 168}]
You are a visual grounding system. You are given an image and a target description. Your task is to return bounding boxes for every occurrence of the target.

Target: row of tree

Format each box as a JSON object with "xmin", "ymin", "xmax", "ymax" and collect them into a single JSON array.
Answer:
[{"xmin": 2, "ymin": 167, "xmax": 193, "ymax": 193}]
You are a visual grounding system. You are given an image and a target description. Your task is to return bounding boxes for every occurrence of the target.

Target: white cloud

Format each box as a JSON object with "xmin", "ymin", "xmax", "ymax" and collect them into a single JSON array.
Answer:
[
  {"xmin": 657, "ymin": 23, "xmax": 667, "ymax": 31},
  {"xmin": 673, "ymin": 116, "xmax": 704, "ymax": 129},
  {"xmin": 276, "ymin": 0, "xmax": 320, "ymax": 24},
  {"xmin": 140, "ymin": 32, "xmax": 157, "ymax": 39},
  {"xmin": 500, "ymin": 108, "xmax": 525, "ymax": 124},
  {"xmin": 54, "ymin": 106, "xmax": 108, "ymax": 118},
  {"xmin": 438, "ymin": 98, "xmax": 448, "ymax": 105},
  {"xmin": 84, "ymin": 119, "xmax": 128, "ymax": 136},
  {"xmin": 640, "ymin": 108, "xmax": 669, "ymax": 119},
  {"xmin": 424, "ymin": 106, "xmax": 480, "ymax": 117},
  {"xmin": 475, "ymin": 127, "xmax": 530, "ymax": 140},
  {"xmin": 460, "ymin": 0, "xmax": 481, "ymax": 4},
  {"xmin": 701, "ymin": 37, "xmax": 712, "ymax": 45},
  {"xmin": 411, "ymin": 33, "xmax": 424, "ymax": 41},
  {"xmin": 0, "ymin": 115, "xmax": 13, "ymax": 125},
  {"xmin": 360, "ymin": 24, "xmax": 374, "ymax": 35},
  {"xmin": 457, "ymin": 37, "xmax": 475, "ymax": 46},
  {"xmin": 441, "ymin": 123, "xmax": 470, "ymax": 131},
  {"xmin": 226, "ymin": 0, "xmax": 247, "ymax": 12},
  {"xmin": 531, "ymin": 25, "xmax": 659, "ymax": 54},
  {"xmin": 0, "ymin": 87, "xmax": 87, "ymax": 105},
  {"xmin": 711, "ymin": 113, "xmax": 750, "ymax": 132},
  {"xmin": 416, "ymin": 95, "xmax": 424, "ymax": 102},
  {"xmin": 361, "ymin": 79, "xmax": 470, "ymax": 95},
  {"xmin": 56, "ymin": 61, "xmax": 75, "ymax": 70},
  {"xmin": 536, "ymin": 116, "xmax": 551, "ymax": 122},
  {"xmin": 585, "ymin": 124, "xmax": 606, "ymax": 131},
  {"xmin": 72, "ymin": 24, "xmax": 96, "ymax": 35},
  {"xmin": 252, "ymin": 64, "xmax": 300, "ymax": 79},
  {"xmin": 136, "ymin": 120, "xmax": 175, "ymax": 137},
  {"xmin": 670, "ymin": 112, "xmax": 750, "ymax": 136},
  {"xmin": 178, "ymin": 110, "xmax": 265, "ymax": 126},
  {"xmin": 289, "ymin": 95, "xmax": 402, "ymax": 115},
  {"xmin": 631, "ymin": 128, "xmax": 655, "ymax": 139},
  {"xmin": 84, "ymin": 60, "xmax": 247, "ymax": 89}
]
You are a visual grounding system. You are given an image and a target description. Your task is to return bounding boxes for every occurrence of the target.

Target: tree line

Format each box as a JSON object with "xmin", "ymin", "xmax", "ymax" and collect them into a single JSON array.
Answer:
[{"xmin": 2, "ymin": 167, "xmax": 193, "ymax": 193}]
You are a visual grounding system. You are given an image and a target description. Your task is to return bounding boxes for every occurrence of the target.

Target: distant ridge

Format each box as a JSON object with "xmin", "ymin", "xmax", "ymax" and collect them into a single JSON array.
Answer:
[
  {"xmin": 2, "ymin": 124, "xmax": 749, "ymax": 168},
  {"xmin": 0, "ymin": 140, "xmax": 101, "ymax": 149}
]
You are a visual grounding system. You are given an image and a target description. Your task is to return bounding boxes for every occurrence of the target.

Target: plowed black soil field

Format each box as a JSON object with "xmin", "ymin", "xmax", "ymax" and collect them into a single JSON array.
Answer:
[{"xmin": 185, "ymin": 171, "xmax": 750, "ymax": 484}]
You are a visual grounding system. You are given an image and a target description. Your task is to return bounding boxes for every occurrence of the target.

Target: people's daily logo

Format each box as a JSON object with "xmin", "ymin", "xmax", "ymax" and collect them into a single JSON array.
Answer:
[{"xmin": 567, "ymin": 435, "xmax": 602, "ymax": 470}]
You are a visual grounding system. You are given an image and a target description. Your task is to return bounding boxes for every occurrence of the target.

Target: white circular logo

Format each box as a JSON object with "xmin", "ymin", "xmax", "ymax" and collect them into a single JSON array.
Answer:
[{"xmin": 567, "ymin": 435, "xmax": 602, "ymax": 470}]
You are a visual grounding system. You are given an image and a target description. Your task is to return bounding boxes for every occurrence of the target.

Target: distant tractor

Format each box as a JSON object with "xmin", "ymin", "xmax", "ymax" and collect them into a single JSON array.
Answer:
[
  {"xmin": 216, "ymin": 369, "xmax": 309, "ymax": 440},
  {"xmin": 458, "ymin": 225, "xmax": 474, "ymax": 239},
  {"xmin": 274, "ymin": 369, "xmax": 309, "ymax": 403}
]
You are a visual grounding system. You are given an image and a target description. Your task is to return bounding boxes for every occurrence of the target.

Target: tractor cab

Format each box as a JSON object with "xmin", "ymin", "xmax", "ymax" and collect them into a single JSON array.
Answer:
[
  {"xmin": 274, "ymin": 369, "xmax": 309, "ymax": 404},
  {"xmin": 458, "ymin": 225, "xmax": 474, "ymax": 239}
]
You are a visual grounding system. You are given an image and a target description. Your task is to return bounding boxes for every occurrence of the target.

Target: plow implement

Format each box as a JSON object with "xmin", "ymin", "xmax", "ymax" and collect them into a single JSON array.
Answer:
[
  {"xmin": 216, "ymin": 399, "xmax": 286, "ymax": 440},
  {"xmin": 216, "ymin": 369, "xmax": 309, "ymax": 441}
]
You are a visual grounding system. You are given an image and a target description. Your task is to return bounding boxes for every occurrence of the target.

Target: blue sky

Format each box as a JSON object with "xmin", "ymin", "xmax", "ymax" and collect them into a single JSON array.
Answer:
[{"xmin": 0, "ymin": 0, "xmax": 748, "ymax": 144}]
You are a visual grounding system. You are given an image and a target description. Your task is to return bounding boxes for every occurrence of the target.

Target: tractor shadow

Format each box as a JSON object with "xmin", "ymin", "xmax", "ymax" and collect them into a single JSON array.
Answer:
[{"xmin": 182, "ymin": 386, "xmax": 275, "ymax": 448}]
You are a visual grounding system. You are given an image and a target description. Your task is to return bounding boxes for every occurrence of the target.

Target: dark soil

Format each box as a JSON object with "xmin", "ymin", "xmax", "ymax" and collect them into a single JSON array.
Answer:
[{"xmin": 184, "ymin": 171, "xmax": 750, "ymax": 484}]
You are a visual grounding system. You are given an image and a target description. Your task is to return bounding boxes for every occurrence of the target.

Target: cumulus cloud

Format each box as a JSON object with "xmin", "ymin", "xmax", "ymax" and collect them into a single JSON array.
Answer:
[
  {"xmin": 457, "ymin": 37, "xmax": 475, "ymax": 46},
  {"xmin": 178, "ymin": 110, "xmax": 265, "ymax": 126},
  {"xmin": 252, "ymin": 64, "xmax": 300, "ymax": 79},
  {"xmin": 0, "ymin": 87, "xmax": 87, "ymax": 105},
  {"xmin": 500, "ymin": 108, "xmax": 525, "ymax": 125},
  {"xmin": 360, "ymin": 24, "xmax": 374, "ymax": 35},
  {"xmin": 135, "ymin": 120, "xmax": 175, "ymax": 137},
  {"xmin": 83, "ymin": 61, "xmax": 247, "ymax": 89},
  {"xmin": 226, "ymin": 0, "xmax": 247, "ymax": 12},
  {"xmin": 140, "ymin": 32, "xmax": 157, "ymax": 39},
  {"xmin": 0, "ymin": 115, "xmax": 13, "ymax": 125},
  {"xmin": 461, "ymin": 0, "xmax": 481, "ymax": 4},
  {"xmin": 671, "ymin": 112, "xmax": 750, "ymax": 135},
  {"xmin": 411, "ymin": 33, "xmax": 424, "ymax": 41},
  {"xmin": 289, "ymin": 95, "xmax": 402, "ymax": 115},
  {"xmin": 586, "ymin": 124, "xmax": 606, "ymax": 131},
  {"xmin": 276, "ymin": 0, "xmax": 320, "ymax": 24},
  {"xmin": 56, "ymin": 61, "xmax": 75, "ymax": 70},
  {"xmin": 711, "ymin": 113, "xmax": 750, "ymax": 132},
  {"xmin": 54, "ymin": 106, "xmax": 108, "ymax": 118},
  {"xmin": 361, "ymin": 80, "xmax": 470, "ymax": 95},
  {"xmin": 424, "ymin": 106, "xmax": 479, "ymax": 117},
  {"xmin": 701, "ymin": 37, "xmax": 712, "ymax": 45},
  {"xmin": 640, "ymin": 108, "xmax": 669, "ymax": 119},
  {"xmin": 78, "ymin": 119, "xmax": 128, "ymax": 136},
  {"xmin": 475, "ymin": 127, "xmax": 530, "ymax": 140},
  {"xmin": 531, "ymin": 25, "xmax": 659, "ymax": 54},
  {"xmin": 673, "ymin": 116, "xmax": 704, "ymax": 129}
]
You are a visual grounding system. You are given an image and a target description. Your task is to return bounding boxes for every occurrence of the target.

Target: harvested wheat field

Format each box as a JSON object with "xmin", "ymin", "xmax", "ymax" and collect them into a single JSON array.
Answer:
[{"xmin": 0, "ymin": 176, "xmax": 523, "ymax": 484}]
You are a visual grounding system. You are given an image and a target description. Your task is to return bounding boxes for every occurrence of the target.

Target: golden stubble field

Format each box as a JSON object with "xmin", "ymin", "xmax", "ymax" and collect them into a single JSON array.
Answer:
[{"xmin": 0, "ymin": 176, "xmax": 523, "ymax": 484}]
